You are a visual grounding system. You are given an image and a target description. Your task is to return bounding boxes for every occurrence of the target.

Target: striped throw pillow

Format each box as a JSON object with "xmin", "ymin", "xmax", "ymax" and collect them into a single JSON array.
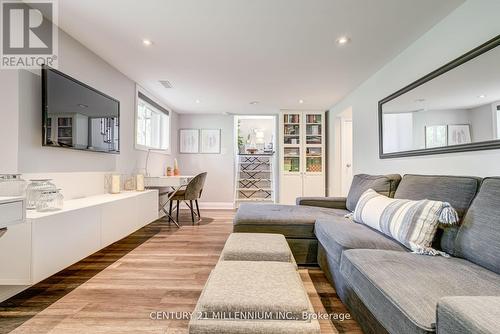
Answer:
[{"xmin": 352, "ymin": 189, "xmax": 459, "ymax": 256}]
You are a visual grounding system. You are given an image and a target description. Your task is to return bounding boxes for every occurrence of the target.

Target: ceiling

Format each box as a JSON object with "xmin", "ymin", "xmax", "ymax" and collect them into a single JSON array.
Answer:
[{"xmin": 57, "ymin": 0, "xmax": 464, "ymax": 114}]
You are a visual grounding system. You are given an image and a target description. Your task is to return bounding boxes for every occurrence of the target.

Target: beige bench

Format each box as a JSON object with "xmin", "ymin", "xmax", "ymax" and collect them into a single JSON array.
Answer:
[{"xmin": 189, "ymin": 261, "xmax": 319, "ymax": 334}]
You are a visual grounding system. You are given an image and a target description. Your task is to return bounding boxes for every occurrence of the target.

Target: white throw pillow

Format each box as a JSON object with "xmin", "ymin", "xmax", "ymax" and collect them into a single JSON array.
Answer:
[{"xmin": 351, "ymin": 189, "xmax": 459, "ymax": 256}]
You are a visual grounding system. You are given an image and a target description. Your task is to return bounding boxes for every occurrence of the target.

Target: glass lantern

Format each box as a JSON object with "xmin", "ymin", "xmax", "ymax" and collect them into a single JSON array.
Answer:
[
  {"xmin": 26, "ymin": 179, "xmax": 57, "ymax": 210},
  {"xmin": 36, "ymin": 189, "xmax": 64, "ymax": 212},
  {"xmin": 0, "ymin": 174, "xmax": 27, "ymax": 197}
]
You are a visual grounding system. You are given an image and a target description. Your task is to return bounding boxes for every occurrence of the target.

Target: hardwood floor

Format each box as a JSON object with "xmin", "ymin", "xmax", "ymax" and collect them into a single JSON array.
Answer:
[{"xmin": 0, "ymin": 210, "xmax": 362, "ymax": 334}]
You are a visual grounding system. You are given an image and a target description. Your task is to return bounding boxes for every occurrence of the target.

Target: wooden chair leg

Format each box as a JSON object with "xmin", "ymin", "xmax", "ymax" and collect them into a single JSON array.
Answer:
[
  {"xmin": 190, "ymin": 200, "xmax": 195, "ymax": 224},
  {"xmin": 195, "ymin": 200, "xmax": 201, "ymax": 220},
  {"xmin": 169, "ymin": 200, "xmax": 173, "ymax": 223},
  {"xmin": 176, "ymin": 200, "xmax": 180, "ymax": 222}
]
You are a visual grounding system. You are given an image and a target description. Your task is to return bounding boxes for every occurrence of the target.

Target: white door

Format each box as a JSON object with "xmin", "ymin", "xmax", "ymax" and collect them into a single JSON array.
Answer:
[{"xmin": 341, "ymin": 119, "xmax": 353, "ymax": 196}]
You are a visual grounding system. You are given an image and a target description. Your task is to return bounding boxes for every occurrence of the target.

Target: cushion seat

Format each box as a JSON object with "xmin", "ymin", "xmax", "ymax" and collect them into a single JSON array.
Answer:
[
  {"xmin": 315, "ymin": 216, "xmax": 408, "ymax": 265},
  {"xmin": 189, "ymin": 261, "xmax": 320, "ymax": 334},
  {"xmin": 234, "ymin": 203, "xmax": 347, "ymax": 238},
  {"xmin": 340, "ymin": 249, "xmax": 500, "ymax": 334},
  {"xmin": 220, "ymin": 233, "xmax": 296, "ymax": 266}
]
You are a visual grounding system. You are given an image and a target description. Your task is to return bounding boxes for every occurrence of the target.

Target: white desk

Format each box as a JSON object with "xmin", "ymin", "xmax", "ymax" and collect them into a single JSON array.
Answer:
[{"xmin": 145, "ymin": 176, "xmax": 194, "ymax": 227}]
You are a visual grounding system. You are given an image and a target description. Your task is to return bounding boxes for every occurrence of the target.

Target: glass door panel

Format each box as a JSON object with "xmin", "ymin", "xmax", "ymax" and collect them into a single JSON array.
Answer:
[
  {"xmin": 305, "ymin": 114, "xmax": 322, "ymax": 145},
  {"xmin": 306, "ymin": 147, "xmax": 322, "ymax": 172},
  {"xmin": 283, "ymin": 114, "xmax": 300, "ymax": 145}
]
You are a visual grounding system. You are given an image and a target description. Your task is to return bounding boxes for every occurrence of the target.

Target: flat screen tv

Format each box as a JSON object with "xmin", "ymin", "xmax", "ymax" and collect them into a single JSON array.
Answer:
[{"xmin": 42, "ymin": 65, "xmax": 120, "ymax": 154}]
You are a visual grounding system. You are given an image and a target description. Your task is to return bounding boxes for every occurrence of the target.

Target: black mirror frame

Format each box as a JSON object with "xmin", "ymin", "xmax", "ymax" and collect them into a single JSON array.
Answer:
[{"xmin": 379, "ymin": 34, "xmax": 500, "ymax": 159}]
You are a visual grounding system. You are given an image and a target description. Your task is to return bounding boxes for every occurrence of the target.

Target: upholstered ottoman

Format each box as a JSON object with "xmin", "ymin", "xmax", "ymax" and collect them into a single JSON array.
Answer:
[
  {"xmin": 189, "ymin": 261, "xmax": 320, "ymax": 334},
  {"xmin": 220, "ymin": 233, "xmax": 296, "ymax": 267}
]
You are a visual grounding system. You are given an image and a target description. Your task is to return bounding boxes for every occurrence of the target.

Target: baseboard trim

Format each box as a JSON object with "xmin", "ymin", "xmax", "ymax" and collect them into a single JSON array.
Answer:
[{"xmin": 176, "ymin": 201, "xmax": 234, "ymax": 210}]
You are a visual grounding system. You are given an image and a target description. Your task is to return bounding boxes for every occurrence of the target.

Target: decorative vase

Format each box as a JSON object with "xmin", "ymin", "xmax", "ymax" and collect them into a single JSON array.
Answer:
[
  {"xmin": 173, "ymin": 159, "xmax": 180, "ymax": 176},
  {"xmin": 166, "ymin": 167, "xmax": 173, "ymax": 176},
  {"xmin": 136, "ymin": 174, "xmax": 145, "ymax": 191},
  {"xmin": 111, "ymin": 174, "xmax": 121, "ymax": 194}
]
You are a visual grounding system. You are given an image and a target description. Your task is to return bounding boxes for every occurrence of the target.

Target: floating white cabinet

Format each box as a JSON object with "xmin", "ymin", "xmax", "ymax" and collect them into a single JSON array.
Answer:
[
  {"xmin": 32, "ymin": 206, "xmax": 101, "ymax": 283},
  {"xmin": 279, "ymin": 111, "xmax": 326, "ymax": 204},
  {"xmin": 0, "ymin": 198, "xmax": 29, "ymax": 285},
  {"xmin": 0, "ymin": 191, "xmax": 158, "ymax": 287}
]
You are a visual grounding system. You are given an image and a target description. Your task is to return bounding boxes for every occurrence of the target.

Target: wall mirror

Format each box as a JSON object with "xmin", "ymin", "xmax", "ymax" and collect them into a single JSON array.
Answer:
[{"xmin": 379, "ymin": 35, "xmax": 500, "ymax": 158}]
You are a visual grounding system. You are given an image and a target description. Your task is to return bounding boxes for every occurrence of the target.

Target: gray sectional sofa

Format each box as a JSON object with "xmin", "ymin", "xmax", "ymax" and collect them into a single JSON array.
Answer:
[{"xmin": 233, "ymin": 174, "xmax": 500, "ymax": 334}]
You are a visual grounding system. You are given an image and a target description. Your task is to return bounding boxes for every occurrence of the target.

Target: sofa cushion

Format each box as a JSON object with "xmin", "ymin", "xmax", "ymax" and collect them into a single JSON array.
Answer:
[
  {"xmin": 233, "ymin": 203, "xmax": 348, "ymax": 238},
  {"xmin": 340, "ymin": 249, "xmax": 500, "ymax": 334},
  {"xmin": 346, "ymin": 174, "xmax": 401, "ymax": 212},
  {"xmin": 394, "ymin": 174, "xmax": 481, "ymax": 254},
  {"xmin": 437, "ymin": 296, "xmax": 500, "ymax": 334},
  {"xmin": 315, "ymin": 216, "xmax": 407, "ymax": 265},
  {"xmin": 394, "ymin": 174, "xmax": 480, "ymax": 220},
  {"xmin": 454, "ymin": 177, "xmax": 500, "ymax": 275}
]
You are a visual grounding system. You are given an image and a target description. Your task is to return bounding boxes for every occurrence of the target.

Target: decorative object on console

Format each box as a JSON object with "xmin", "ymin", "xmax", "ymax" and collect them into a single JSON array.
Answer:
[
  {"xmin": 448, "ymin": 124, "xmax": 472, "ymax": 146},
  {"xmin": 136, "ymin": 174, "xmax": 145, "ymax": 191},
  {"xmin": 26, "ymin": 179, "xmax": 57, "ymax": 210},
  {"xmin": 173, "ymin": 159, "xmax": 180, "ymax": 176},
  {"xmin": 123, "ymin": 175, "xmax": 136, "ymax": 191},
  {"xmin": 200, "ymin": 129, "xmax": 221, "ymax": 154},
  {"xmin": 0, "ymin": 174, "xmax": 27, "ymax": 197},
  {"xmin": 36, "ymin": 189, "xmax": 64, "ymax": 212},
  {"xmin": 179, "ymin": 129, "xmax": 200, "ymax": 153},
  {"xmin": 111, "ymin": 174, "xmax": 121, "ymax": 194},
  {"xmin": 166, "ymin": 167, "xmax": 173, "ymax": 176}
]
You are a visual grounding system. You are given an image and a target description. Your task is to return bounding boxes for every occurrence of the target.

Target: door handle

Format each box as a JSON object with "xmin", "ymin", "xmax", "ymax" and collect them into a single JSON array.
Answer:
[{"xmin": 346, "ymin": 164, "xmax": 352, "ymax": 168}]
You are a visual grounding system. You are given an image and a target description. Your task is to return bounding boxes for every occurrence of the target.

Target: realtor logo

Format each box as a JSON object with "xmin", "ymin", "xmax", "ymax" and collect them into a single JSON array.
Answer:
[{"xmin": 1, "ymin": 0, "xmax": 58, "ymax": 69}]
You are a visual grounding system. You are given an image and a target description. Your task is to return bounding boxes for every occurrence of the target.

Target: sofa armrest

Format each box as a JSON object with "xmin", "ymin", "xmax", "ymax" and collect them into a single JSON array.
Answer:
[
  {"xmin": 437, "ymin": 296, "xmax": 500, "ymax": 334},
  {"xmin": 296, "ymin": 197, "xmax": 347, "ymax": 210}
]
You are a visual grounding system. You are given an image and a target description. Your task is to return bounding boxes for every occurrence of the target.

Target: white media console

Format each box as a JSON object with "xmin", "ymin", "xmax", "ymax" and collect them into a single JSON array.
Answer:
[{"xmin": 0, "ymin": 190, "xmax": 158, "ymax": 299}]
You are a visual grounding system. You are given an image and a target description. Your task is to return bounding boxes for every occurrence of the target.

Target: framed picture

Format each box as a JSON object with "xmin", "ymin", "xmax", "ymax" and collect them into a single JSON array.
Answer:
[
  {"xmin": 179, "ymin": 129, "xmax": 199, "ymax": 153},
  {"xmin": 448, "ymin": 124, "xmax": 471, "ymax": 146},
  {"xmin": 200, "ymin": 129, "xmax": 221, "ymax": 154},
  {"xmin": 425, "ymin": 125, "xmax": 447, "ymax": 148}
]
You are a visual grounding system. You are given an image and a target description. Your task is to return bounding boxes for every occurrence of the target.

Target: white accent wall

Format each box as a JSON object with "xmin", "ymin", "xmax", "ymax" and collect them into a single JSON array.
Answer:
[{"xmin": 328, "ymin": 0, "xmax": 500, "ymax": 193}]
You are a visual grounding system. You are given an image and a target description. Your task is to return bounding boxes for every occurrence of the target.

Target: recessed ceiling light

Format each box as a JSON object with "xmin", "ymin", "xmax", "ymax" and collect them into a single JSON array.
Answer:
[
  {"xmin": 142, "ymin": 39, "xmax": 153, "ymax": 46},
  {"xmin": 478, "ymin": 94, "xmax": 486, "ymax": 98},
  {"xmin": 249, "ymin": 101, "xmax": 259, "ymax": 105},
  {"xmin": 298, "ymin": 99, "xmax": 304, "ymax": 104},
  {"xmin": 336, "ymin": 36, "xmax": 351, "ymax": 46},
  {"xmin": 195, "ymin": 99, "xmax": 201, "ymax": 104}
]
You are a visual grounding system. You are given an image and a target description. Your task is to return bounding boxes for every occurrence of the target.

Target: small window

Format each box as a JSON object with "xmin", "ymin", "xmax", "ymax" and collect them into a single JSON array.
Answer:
[{"xmin": 136, "ymin": 91, "xmax": 170, "ymax": 151}]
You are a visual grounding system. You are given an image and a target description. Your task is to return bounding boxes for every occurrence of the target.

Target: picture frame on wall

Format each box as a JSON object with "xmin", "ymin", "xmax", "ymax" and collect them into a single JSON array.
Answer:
[
  {"xmin": 425, "ymin": 125, "xmax": 447, "ymax": 148},
  {"xmin": 448, "ymin": 124, "xmax": 472, "ymax": 146},
  {"xmin": 200, "ymin": 129, "xmax": 221, "ymax": 154},
  {"xmin": 179, "ymin": 129, "xmax": 199, "ymax": 153}
]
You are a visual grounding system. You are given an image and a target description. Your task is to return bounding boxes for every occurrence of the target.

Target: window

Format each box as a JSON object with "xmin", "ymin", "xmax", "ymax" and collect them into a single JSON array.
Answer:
[{"xmin": 136, "ymin": 91, "xmax": 170, "ymax": 151}]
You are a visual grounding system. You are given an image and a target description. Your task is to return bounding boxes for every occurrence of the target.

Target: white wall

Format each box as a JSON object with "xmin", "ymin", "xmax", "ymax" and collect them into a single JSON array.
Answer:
[
  {"xmin": 0, "ymin": 29, "xmax": 177, "ymax": 182},
  {"xmin": 328, "ymin": 0, "xmax": 500, "ymax": 193},
  {"xmin": 468, "ymin": 103, "xmax": 494, "ymax": 142},
  {"xmin": 176, "ymin": 114, "xmax": 234, "ymax": 204}
]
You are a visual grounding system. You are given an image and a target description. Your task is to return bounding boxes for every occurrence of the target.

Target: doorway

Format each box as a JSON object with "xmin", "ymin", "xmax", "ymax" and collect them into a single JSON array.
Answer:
[
  {"xmin": 333, "ymin": 107, "xmax": 353, "ymax": 196},
  {"xmin": 233, "ymin": 115, "xmax": 277, "ymax": 207}
]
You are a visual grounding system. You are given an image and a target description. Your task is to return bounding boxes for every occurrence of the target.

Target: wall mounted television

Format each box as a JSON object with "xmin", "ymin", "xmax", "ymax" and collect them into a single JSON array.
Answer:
[{"xmin": 42, "ymin": 65, "xmax": 120, "ymax": 154}]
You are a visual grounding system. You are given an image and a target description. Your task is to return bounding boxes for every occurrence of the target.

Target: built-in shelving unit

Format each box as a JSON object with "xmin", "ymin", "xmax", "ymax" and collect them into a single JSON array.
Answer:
[
  {"xmin": 279, "ymin": 111, "xmax": 326, "ymax": 204},
  {"xmin": 235, "ymin": 154, "xmax": 275, "ymax": 206}
]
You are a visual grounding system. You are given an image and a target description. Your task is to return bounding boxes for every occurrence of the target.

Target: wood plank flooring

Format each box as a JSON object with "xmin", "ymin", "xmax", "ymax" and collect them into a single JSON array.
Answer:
[{"xmin": 0, "ymin": 210, "xmax": 362, "ymax": 334}]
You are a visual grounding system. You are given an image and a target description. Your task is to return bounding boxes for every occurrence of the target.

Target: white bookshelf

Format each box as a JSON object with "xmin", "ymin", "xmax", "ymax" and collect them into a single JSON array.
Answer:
[{"xmin": 279, "ymin": 111, "xmax": 326, "ymax": 204}]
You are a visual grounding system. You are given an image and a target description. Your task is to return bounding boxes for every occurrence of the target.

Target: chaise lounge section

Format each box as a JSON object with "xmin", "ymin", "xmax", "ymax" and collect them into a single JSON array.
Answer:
[{"xmin": 233, "ymin": 174, "xmax": 401, "ymax": 264}]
